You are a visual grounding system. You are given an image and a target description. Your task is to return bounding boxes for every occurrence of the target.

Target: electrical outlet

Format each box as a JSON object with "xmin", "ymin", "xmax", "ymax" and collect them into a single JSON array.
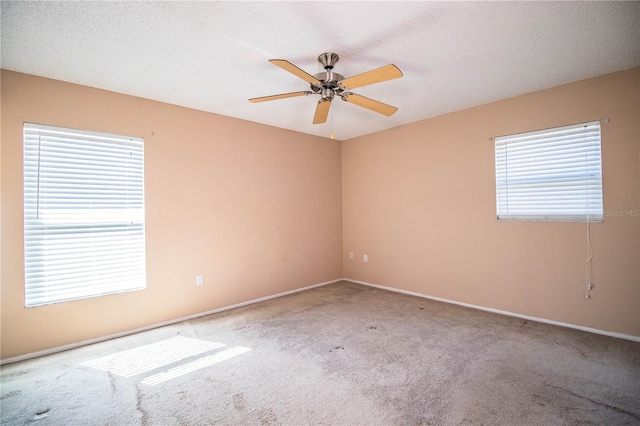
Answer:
[
  {"xmin": 349, "ymin": 252, "xmax": 354, "ymax": 260},
  {"xmin": 196, "ymin": 275, "xmax": 204, "ymax": 285},
  {"xmin": 363, "ymin": 254, "xmax": 368, "ymax": 263}
]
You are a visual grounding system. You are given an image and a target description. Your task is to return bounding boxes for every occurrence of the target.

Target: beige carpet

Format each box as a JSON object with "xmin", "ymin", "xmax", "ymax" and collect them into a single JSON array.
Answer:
[{"xmin": 2, "ymin": 281, "xmax": 639, "ymax": 425}]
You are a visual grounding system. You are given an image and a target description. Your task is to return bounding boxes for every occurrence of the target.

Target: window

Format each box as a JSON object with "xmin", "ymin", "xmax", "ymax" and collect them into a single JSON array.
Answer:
[
  {"xmin": 23, "ymin": 123, "xmax": 146, "ymax": 307},
  {"xmin": 495, "ymin": 121, "xmax": 602, "ymax": 222}
]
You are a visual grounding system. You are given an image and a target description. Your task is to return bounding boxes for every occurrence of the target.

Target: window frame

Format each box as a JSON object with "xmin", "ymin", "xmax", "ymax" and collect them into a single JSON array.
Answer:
[
  {"xmin": 494, "ymin": 121, "xmax": 603, "ymax": 222},
  {"xmin": 23, "ymin": 123, "xmax": 147, "ymax": 307}
]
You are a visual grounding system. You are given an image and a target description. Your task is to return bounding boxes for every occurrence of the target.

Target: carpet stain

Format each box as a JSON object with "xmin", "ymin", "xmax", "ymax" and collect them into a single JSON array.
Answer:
[
  {"xmin": 3, "ymin": 369, "xmax": 31, "ymax": 378},
  {"xmin": 108, "ymin": 371, "xmax": 117, "ymax": 394},
  {"xmin": 135, "ymin": 385, "xmax": 150, "ymax": 425},
  {"xmin": 367, "ymin": 326, "xmax": 378, "ymax": 330},
  {"xmin": 32, "ymin": 408, "xmax": 50, "ymax": 421},
  {"xmin": 1, "ymin": 390, "xmax": 22, "ymax": 399},
  {"xmin": 232, "ymin": 393, "xmax": 246, "ymax": 411},
  {"xmin": 545, "ymin": 384, "xmax": 640, "ymax": 420},
  {"xmin": 257, "ymin": 408, "xmax": 278, "ymax": 425},
  {"xmin": 329, "ymin": 345, "xmax": 345, "ymax": 352}
]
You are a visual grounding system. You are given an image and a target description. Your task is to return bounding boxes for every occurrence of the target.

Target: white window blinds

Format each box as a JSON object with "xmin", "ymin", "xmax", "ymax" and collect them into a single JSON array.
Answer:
[
  {"xmin": 495, "ymin": 121, "xmax": 603, "ymax": 222},
  {"xmin": 23, "ymin": 123, "xmax": 146, "ymax": 307}
]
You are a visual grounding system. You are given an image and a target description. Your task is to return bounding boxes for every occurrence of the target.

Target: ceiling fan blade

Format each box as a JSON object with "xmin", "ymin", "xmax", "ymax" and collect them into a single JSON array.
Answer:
[
  {"xmin": 270, "ymin": 59, "xmax": 322, "ymax": 86},
  {"xmin": 313, "ymin": 99, "xmax": 331, "ymax": 124},
  {"xmin": 342, "ymin": 93, "xmax": 398, "ymax": 116},
  {"xmin": 249, "ymin": 91, "xmax": 312, "ymax": 103},
  {"xmin": 339, "ymin": 64, "xmax": 403, "ymax": 90}
]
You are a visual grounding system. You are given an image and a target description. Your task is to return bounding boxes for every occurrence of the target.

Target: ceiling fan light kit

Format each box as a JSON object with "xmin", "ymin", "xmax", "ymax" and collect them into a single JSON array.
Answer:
[{"xmin": 249, "ymin": 52, "xmax": 403, "ymax": 125}]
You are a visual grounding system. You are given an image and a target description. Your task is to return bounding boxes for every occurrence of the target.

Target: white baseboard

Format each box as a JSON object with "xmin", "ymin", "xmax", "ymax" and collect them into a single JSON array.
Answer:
[
  {"xmin": 347, "ymin": 278, "xmax": 640, "ymax": 343},
  {"xmin": 1, "ymin": 278, "xmax": 342, "ymax": 365}
]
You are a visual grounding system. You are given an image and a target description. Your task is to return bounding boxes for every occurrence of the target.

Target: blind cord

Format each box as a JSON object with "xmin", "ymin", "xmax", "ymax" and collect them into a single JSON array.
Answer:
[
  {"xmin": 586, "ymin": 219, "xmax": 593, "ymax": 299},
  {"xmin": 584, "ymin": 124, "xmax": 592, "ymax": 300}
]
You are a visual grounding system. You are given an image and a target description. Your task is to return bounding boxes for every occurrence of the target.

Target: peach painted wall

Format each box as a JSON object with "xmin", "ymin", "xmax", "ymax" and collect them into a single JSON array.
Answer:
[
  {"xmin": 343, "ymin": 67, "xmax": 640, "ymax": 337},
  {"xmin": 1, "ymin": 71, "xmax": 343, "ymax": 359}
]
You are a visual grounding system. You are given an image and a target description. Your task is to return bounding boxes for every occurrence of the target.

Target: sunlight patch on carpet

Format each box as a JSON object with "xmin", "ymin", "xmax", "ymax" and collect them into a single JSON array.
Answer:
[
  {"xmin": 82, "ymin": 336, "xmax": 225, "ymax": 377},
  {"xmin": 141, "ymin": 346, "xmax": 252, "ymax": 386}
]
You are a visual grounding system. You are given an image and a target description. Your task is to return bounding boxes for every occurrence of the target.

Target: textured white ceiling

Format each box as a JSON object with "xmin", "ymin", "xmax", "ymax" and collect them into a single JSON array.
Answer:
[{"xmin": 2, "ymin": 1, "xmax": 639, "ymax": 141}]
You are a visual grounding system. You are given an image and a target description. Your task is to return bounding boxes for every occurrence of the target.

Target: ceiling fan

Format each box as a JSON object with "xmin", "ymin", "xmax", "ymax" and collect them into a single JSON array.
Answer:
[{"xmin": 249, "ymin": 52, "xmax": 403, "ymax": 125}]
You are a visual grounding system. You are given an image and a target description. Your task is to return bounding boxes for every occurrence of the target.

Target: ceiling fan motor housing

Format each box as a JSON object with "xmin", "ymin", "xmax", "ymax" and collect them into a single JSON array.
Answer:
[{"xmin": 312, "ymin": 72, "xmax": 344, "ymax": 92}]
